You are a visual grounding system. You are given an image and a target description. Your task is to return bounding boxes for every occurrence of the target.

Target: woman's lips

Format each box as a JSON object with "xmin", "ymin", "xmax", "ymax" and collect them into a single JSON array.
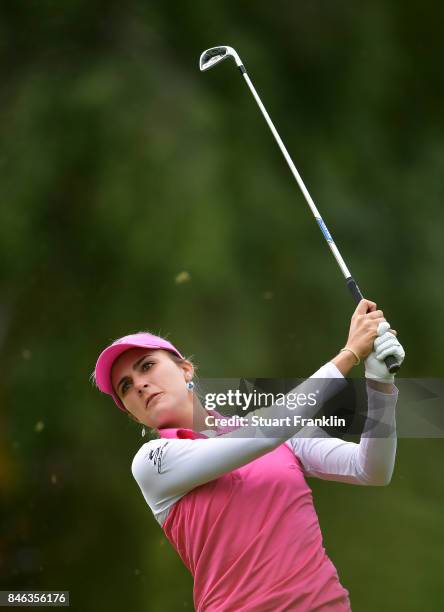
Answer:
[{"xmin": 146, "ymin": 393, "xmax": 162, "ymax": 409}]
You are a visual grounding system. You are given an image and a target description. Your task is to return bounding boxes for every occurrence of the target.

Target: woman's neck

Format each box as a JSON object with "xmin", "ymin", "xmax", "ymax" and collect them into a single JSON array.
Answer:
[{"xmin": 167, "ymin": 397, "xmax": 217, "ymax": 433}]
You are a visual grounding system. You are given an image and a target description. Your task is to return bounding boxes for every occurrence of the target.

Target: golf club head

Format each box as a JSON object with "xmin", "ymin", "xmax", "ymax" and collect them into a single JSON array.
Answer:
[{"xmin": 199, "ymin": 46, "xmax": 243, "ymax": 71}]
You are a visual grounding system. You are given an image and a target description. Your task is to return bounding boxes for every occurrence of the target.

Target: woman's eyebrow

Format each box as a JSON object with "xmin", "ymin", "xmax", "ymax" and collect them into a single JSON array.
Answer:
[{"xmin": 117, "ymin": 352, "xmax": 154, "ymax": 392}]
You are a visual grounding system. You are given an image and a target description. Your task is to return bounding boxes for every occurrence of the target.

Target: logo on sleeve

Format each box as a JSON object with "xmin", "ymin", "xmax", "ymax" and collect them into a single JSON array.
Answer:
[{"xmin": 145, "ymin": 442, "xmax": 169, "ymax": 473}]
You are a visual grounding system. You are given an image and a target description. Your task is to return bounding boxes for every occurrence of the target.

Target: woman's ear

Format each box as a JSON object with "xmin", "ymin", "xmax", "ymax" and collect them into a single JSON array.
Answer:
[{"xmin": 181, "ymin": 359, "xmax": 194, "ymax": 381}]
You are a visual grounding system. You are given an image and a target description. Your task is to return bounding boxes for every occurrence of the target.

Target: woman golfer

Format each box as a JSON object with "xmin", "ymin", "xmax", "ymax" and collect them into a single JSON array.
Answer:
[{"xmin": 93, "ymin": 299, "xmax": 405, "ymax": 611}]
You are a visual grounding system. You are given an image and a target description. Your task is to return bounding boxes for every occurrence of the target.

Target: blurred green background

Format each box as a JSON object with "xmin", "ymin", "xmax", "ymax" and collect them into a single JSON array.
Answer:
[{"xmin": 1, "ymin": 1, "xmax": 443, "ymax": 610}]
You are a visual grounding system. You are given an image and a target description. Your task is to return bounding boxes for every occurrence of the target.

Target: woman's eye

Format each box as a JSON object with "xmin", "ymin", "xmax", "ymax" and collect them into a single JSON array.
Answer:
[{"xmin": 120, "ymin": 362, "xmax": 154, "ymax": 396}]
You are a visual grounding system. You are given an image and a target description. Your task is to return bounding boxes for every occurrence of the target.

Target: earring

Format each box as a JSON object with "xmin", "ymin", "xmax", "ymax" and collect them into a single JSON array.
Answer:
[
  {"xmin": 186, "ymin": 380, "xmax": 195, "ymax": 391},
  {"xmin": 141, "ymin": 426, "xmax": 146, "ymax": 437}
]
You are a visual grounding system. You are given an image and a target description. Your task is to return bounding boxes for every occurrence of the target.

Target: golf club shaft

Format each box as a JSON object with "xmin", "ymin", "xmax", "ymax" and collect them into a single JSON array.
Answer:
[{"xmin": 239, "ymin": 67, "xmax": 400, "ymax": 373}]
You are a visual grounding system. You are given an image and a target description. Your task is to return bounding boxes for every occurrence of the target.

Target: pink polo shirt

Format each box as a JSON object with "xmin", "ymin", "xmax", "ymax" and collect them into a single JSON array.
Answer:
[
  {"xmin": 131, "ymin": 365, "xmax": 398, "ymax": 610},
  {"xmin": 159, "ymin": 426, "xmax": 351, "ymax": 612}
]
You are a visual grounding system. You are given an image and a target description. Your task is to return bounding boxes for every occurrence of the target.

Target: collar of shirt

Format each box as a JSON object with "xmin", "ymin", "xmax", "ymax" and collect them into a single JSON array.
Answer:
[
  {"xmin": 157, "ymin": 409, "xmax": 236, "ymax": 440},
  {"xmin": 158, "ymin": 427, "xmax": 217, "ymax": 440}
]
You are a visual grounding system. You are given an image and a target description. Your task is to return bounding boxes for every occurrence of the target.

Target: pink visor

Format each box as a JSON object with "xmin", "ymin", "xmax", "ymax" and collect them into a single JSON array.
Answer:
[{"xmin": 94, "ymin": 332, "xmax": 184, "ymax": 411}]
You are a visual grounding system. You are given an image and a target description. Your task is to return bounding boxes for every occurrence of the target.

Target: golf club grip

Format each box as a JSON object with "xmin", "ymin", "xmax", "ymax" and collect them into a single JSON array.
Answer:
[{"xmin": 346, "ymin": 277, "xmax": 401, "ymax": 374}]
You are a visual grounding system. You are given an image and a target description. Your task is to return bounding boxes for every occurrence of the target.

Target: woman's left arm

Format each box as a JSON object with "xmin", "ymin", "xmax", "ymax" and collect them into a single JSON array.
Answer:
[
  {"xmin": 288, "ymin": 315, "xmax": 405, "ymax": 486},
  {"xmin": 287, "ymin": 383, "xmax": 398, "ymax": 486}
]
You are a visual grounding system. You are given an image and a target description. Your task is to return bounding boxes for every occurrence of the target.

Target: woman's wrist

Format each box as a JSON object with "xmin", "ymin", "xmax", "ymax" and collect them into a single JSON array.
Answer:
[
  {"xmin": 331, "ymin": 350, "xmax": 359, "ymax": 376},
  {"xmin": 366, "ymin": 379, "xmax": 395, "ymax": 394},
  {"xmin": 330, "ymin": 353, "xmax": 396, "ymax": 393}
]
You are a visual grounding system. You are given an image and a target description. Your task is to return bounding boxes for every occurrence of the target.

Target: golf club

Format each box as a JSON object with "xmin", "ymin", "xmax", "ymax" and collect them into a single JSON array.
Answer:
[{"xmin": 199, "ymin": 45, "xmax": 401, "ymax": 373}]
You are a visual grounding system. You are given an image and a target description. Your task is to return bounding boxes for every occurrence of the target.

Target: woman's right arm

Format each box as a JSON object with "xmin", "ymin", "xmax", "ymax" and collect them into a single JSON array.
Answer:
[
  {"xmin": 131, "ymin": 363, "xmax": 345, "ymax": 514},
  {"xmin": 131, "ymin": 360, "xmax": 345, "ymax": 518}
]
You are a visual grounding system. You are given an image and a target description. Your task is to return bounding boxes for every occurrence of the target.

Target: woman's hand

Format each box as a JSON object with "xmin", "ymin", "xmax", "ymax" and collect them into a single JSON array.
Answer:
[
  {"xmin": 365, "ymin": 321, "xmax": 405, "ymax": 385},
  {"xmin": 331, "ymin": 299, "xmax": 399, "ymax": 378},
  {"xmin": 344, "ymin": 299, "xmax": 392, "ymax": 361}
]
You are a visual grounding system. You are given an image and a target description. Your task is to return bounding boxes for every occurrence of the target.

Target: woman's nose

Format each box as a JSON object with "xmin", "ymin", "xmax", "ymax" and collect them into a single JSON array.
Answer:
[{"xmin": 137, "ymin": 382, "xmax": 149, "ymax": 395}]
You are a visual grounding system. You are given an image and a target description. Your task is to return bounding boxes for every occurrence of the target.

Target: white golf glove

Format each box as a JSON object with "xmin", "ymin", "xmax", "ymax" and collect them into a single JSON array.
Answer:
[{"xmin": 365, "ymin": 321, "xmax": 405, "ymax": 383}]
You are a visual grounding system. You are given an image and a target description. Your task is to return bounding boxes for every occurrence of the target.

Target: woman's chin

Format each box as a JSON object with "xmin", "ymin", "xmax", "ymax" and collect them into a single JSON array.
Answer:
[{"xmin": 151, "ymin": 407, "xmax": 176, "ymax": 430}]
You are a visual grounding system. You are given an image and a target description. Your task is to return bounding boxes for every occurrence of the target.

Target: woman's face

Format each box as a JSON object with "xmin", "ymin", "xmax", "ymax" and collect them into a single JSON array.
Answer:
[{"xmin": 111, "ymin": 348, "xmax": 193, "ymax": 429}]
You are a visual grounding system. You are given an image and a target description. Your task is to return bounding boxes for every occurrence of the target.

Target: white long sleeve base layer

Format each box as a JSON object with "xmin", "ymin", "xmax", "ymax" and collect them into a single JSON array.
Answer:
[{"xmin": 131, "ymin": 362, "xmax": 398, "ymax": 526}]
